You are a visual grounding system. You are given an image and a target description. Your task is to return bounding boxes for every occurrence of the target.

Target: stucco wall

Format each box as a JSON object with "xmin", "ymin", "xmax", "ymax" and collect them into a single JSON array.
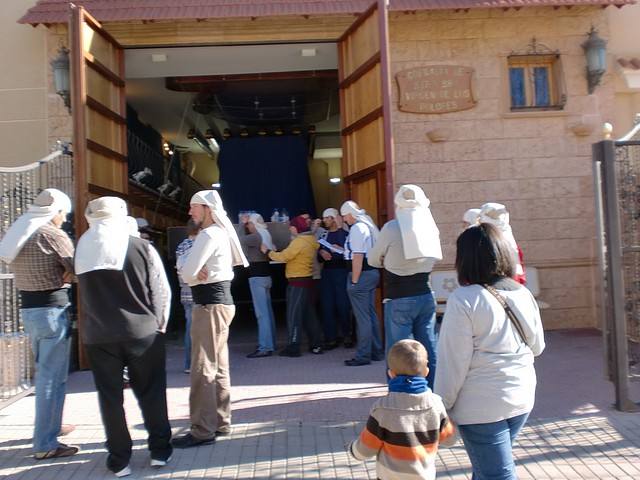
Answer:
[
  {"xmin": 609, "ymin": 3, "xmax": 640, "ymax": 136},
  {"xmin": 388, "ymin": 7, "xmax": 613, "ymax": 329},
  {"xmin": 0, "ymin": 1, "xmax": 51, "ymax": 167}
]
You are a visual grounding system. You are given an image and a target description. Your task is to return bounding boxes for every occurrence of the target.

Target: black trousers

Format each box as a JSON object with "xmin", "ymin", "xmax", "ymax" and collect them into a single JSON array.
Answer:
[{"xmin": 85, "ymin": 332, "xmax": 172, "ymax": 472}]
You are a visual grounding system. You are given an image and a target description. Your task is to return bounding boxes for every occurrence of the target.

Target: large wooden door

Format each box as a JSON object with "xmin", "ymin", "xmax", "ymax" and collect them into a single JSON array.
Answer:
[
  {"xmin": 70, "ymin": 5, "xmax": 126, "ymax": 369},
  {"xmin": 338, "ymin": 0, "xmax": 394, "ymax": 225},
  {"xmin": 70, "ymin": 4, "xmax": 127, "ymax": 235}
]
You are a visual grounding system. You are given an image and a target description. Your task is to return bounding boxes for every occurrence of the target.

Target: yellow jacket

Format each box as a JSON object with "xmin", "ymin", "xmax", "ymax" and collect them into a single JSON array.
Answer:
[{"xmin": 268, "ymin": 233, "xmax": 318, "ymax": 279}]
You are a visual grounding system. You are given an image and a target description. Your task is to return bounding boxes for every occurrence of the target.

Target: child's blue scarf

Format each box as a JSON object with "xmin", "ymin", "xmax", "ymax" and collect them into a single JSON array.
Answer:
[{"xmin": 388, "ymin": 375, "xmax": 428, "ymax": 394}]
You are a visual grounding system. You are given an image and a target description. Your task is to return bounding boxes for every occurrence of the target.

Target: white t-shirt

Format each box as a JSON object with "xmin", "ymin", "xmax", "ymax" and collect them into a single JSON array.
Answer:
[
  {"xmin": 343, "ymin": 222, "xmax": 375, "ymax": 260},
  {"xmin": 177, "ymin": 224, "xmax": 234, "ymax": 286}
]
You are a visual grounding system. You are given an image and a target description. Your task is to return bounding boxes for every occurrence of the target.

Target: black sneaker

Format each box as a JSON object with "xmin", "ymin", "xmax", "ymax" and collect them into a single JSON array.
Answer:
[
  {"xmin": 344, "ymin": 358, "xmax": 371, "ymax": 366},
  {"xmin": 278, "ymin": 349, "xmax": 301, "ymax": 357},
  {"xmin": 247, "ymin": 350, "xmax": 272, "ymax": 358},
  {"xmin": 322, "ymin": 341, "xmax": 339, "ymax": 350},
  {"xmin": 171, "ymin": 433, "xmax": 216, "ymax": 449},
  {"xmin": 309, "ymin": 346, "xmax": 324, "ymax": 355}
]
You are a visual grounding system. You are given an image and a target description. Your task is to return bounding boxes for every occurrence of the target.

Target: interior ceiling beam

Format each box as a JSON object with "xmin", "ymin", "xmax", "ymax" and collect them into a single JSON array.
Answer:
[{"xmin": 166, "ymin": 70, "xmax": 338, "ymax": 92}]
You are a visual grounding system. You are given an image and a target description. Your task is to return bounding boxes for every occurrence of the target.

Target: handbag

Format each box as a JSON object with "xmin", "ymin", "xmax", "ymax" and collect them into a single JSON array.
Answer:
[{"xmin": 483, "ymin": 284, "xmax": 530, "ymax": 347}]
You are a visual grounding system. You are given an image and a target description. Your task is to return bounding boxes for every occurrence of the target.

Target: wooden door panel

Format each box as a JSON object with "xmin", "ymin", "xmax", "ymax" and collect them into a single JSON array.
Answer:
[
  {"xmin": 345, "ymin": 118, "xmax": 385, "ymax": 175},
  {"xmin": 342, "ymin": 65, "xmax": 383, "ymax": 126},
  {"xmin": 71, "ymin": 4, "xmax": 127, "ymax": 235},
  {"xmin": 338, "ymin": 0, "xmax": 393, "ymax": 227},
  {"xmin": 71, "ymin": 5, "xmax": 127, "ymax": 370}
]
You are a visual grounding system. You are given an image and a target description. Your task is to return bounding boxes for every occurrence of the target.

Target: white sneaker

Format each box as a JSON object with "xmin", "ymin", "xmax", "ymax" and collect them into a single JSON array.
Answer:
[
  {"xmin": 150, "ymin": 456, "xmax": 171, "ymax": 467},
  {"xmin": 114, "ymin": 465, "xmax": 131, "ymax": 477}
]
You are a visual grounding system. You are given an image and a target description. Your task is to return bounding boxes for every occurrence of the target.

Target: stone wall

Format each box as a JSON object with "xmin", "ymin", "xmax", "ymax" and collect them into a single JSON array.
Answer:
[{"xmin": 388, "ymin": 7, "xmax": 612, "ymax": 329}]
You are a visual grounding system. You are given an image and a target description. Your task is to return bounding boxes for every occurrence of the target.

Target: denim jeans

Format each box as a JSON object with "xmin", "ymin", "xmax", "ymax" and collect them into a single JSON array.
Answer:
[
  {"xmin": 181, "ymin": 298, "xmax": 195, "ymax": 370},
  {"xmin": 248, "ymin": 275, "xmax": 276, "ymax": 352},
  {"xmin": 21, "ymin": 305, "xmax": 71, "ymax": 453},
  {"xmin": 458, "ymin": 412, "xmax": 530, "ymax": 480},
  {"xmin": 320, "ymin": 268, "xmax": 351, "ymax": 342},
  {"xmin": 383, "ymin": 291, "xmax": 437, "ymax": 388},
  {"xmin": 347, "ymin": 269, "xmax": 382, "ymax": 362}
]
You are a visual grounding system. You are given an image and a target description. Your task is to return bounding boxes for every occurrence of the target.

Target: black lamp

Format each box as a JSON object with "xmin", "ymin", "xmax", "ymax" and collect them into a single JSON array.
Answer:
[
  {"xmin": 582, "ymin": 26, "xmax": 607, "ymax": 94},
  {"xmin": 51, "ymin": 46, "xmax": 71, "ymax": 114}
]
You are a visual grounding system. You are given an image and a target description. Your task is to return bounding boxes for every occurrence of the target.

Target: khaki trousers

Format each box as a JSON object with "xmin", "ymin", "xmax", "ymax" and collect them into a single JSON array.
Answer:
[{"xmin": 189, "ymin": 303, "xmax": 235, "ymax": 439}]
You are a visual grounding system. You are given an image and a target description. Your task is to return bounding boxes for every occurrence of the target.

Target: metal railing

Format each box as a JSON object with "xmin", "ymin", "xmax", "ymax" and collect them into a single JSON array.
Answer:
[
  {"xmin": 0, "ymin": 146, "xmax": 74, "ymax": 406},
  {"xmin": 593, "ymin": 115, "xmax": 640, "ymax": 412}
]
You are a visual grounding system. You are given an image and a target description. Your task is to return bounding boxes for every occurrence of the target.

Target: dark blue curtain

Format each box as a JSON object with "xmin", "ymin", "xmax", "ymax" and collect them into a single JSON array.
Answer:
[
  {"xmin": 509, "ymin": 67, "xmax": 525, "ymax": 107},
  {"xmin": 533, "ymin": 66, "xmax": 550, "ymax": 106},
  {"xmin": 217, "ymin": 136, "xmax": 316, "ymax": 222}
]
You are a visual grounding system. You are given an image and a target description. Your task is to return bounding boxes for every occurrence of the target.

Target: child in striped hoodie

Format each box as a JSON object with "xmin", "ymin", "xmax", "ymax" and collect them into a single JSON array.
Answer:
[{"xmin": 349, "ymin": 339, "xmax": 455, "ymax": 479}]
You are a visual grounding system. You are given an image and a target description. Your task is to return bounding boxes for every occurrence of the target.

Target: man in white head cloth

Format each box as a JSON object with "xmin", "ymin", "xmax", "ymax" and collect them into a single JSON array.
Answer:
[
  {"xmin": 74, "ymin": 196, "xmax": 172, "ymax": 477},
  {"xmin": 0, "ymin": 188, "xmax": 78, "ymax": 460},
  {"xmin": 479, "ymin": 202, "xmax": 526, "ymax": 285},
  {"xmin": 369, "ymin": 185, "xmax": 442, "ymax": 388},
  {"xmin": 462, "ymin": 208, "xmax": 481, "ymax": 229},
  {"xmin": 340, "ymin": 200, "xmax": 383, "ymax": 366},
  {"xmin": 172, "ymin": 190, "xmax": 248, "ymax": 449},
  {"xmin": 317, "ymin": 207, "xmax": 352, "ymax": 349},
  {"xmin": 238, "ymin": 212, "xmax": 277, "ymax": 358}
]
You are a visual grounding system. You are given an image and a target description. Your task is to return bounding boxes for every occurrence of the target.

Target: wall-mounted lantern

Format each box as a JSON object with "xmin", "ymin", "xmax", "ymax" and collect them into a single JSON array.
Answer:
[
  {"xmin": 51, "ymin": 46, "xmax": 71, "ymax": 114},
  {"xmin": 582, "ymin": 26, "xmax": 607, "ymax": 94}
]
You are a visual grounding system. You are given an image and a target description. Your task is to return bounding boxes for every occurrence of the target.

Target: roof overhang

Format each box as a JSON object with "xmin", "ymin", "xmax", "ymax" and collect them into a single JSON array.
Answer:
[{"xmin": 19, "ymin": 0, "xmax": 636, "ymax": 26}]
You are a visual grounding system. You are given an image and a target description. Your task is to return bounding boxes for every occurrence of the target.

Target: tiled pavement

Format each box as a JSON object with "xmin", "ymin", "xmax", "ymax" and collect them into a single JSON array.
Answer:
[{"xmin": 1, "ymin": 321, "xmax": 639, "ymax": 479}]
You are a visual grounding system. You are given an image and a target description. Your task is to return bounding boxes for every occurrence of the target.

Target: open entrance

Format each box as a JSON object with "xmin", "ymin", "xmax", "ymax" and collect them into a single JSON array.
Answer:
[
  {"xmin": 70, "ymin": 0, "xmax": 392, "ymax": 363},
  {"xmin": 124, "ymin": 42, "xmax": 344, "ymax": 222}
]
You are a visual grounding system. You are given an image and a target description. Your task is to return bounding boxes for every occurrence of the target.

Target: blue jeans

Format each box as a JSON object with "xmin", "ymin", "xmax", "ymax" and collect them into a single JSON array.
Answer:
[
  {"xmin": 248, "ymin": 275, "xmax": 276, "ymax": 352},
  {"xmin": 383, "ymin": 292, "xmax": 437, "ymax": 388},
  {"xmin": 320, "ymin": 268, "xmax": 351, "ymax": 342},
  {"xmin": 181, "ymin": 298, "xmax": 194, "ymax": 370},
  {"xmin": 21, "ymin": 306, "xmax": 71, "ymax": 453},
  {"xmin": 458, "ymin": 412, "xmax": 530, "ymax": 480},
  {"xmin": 347, "ymin": 269, "xmax": 382, "ymax": 362}
]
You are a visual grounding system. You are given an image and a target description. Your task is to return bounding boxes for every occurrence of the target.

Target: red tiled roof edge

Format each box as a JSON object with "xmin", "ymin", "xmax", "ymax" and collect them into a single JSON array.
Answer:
[{"xmin": 18, "ymin": 0, "xmax": 636, "ymax": 26}]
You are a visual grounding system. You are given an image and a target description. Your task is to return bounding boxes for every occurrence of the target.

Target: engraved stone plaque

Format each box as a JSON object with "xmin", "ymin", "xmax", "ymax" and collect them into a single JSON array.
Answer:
[{"xmin": 396, "ymin": 65, "xmax": 476, "ymax": 114}]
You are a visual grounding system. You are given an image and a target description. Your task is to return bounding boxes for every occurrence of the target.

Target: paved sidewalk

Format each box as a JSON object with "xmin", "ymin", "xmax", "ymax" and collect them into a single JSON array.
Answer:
[{"xmin": 1, "ymin": 326, "xmax": 639, "ymax": 479}]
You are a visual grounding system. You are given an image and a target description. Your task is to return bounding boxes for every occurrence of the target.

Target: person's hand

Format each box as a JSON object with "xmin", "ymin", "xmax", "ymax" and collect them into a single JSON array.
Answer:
[
  {"xmin": 62, "ymin": 270, "xmax": 75, "ymax": 284},
  {"xmin": 260, "ymin": 243, "xmax": 267, "ymax": 254},
  {"xmin": 197, "ymin": 266, "xmax": 208, "ymax": 281},
  {"xmin": 319, "ymin": 250, "xmax": 332, "ymax": 261},
  {"xmin": 312, "ymin": 218, "xmax": 321, "ymax": 230},
  {"xmin": 240, "ymin": 213, "xmax": 251, "ymax": 224}
]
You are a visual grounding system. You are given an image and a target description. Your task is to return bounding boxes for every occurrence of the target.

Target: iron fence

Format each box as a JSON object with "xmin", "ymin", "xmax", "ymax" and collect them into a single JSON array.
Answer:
[
  {"xmin": 593, "ymin": 116, "xmax": 640, "ymax": 412},
  {"xmin": 0, "ymin": 147, "xmax": 74, "ymax": 405}
]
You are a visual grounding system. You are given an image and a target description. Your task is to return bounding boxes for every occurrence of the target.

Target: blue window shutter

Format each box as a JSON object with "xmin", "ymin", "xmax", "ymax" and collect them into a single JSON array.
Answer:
[
  {"xmin": 509, "ymin": 68, "xmax": 525, "ymax": 107},
  {"xmin": 533, "ymin": 67, "xmax": 550, "ymax": 106}
]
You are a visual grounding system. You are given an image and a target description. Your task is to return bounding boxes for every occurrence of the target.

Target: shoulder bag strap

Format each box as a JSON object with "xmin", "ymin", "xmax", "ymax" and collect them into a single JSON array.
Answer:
[{"xmin": 483, "ymin": 284, "xmax": 530, "ymax": 347}]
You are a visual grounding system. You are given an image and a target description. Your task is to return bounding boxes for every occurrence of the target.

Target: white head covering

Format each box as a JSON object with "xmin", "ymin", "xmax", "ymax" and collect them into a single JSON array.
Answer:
[
  {"xmin": 247, "ymin": 213, "xmax": 273, "ymax": 250},
  {"xmin": 479, "ymin": 202, "xmax": 518, "ymax": 250},
  {"xmin": 394, "ymin": 185, "xmax": 442, "ymax": 260},
  {"xmin": 480, "ymin": 202, "xmax": 524, "ymax": 276},
  {"xmin": 340, "ymin": 200, "xmax": 379, "ymax": 240},
  {"xmin": 322, "ymin": 208, "xmax": 339, "ymax": 219},
  {"xmin": 127, "ymin": 216, "xmax": 141, "ymax": 237},
  {"xmin": 463, "ymin": 208, "xmax": 481, "ymax": 227},
  {"xmin": 75, "ymin": 197, "xmax": 130, "ymax": 275},
  {"xmin": 0, "ymin": 188, "xmax": 72, "ymax": 263},
  {"xmin": 190, "ymin": 190, "xmax": 249, "ymax": 267}
]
